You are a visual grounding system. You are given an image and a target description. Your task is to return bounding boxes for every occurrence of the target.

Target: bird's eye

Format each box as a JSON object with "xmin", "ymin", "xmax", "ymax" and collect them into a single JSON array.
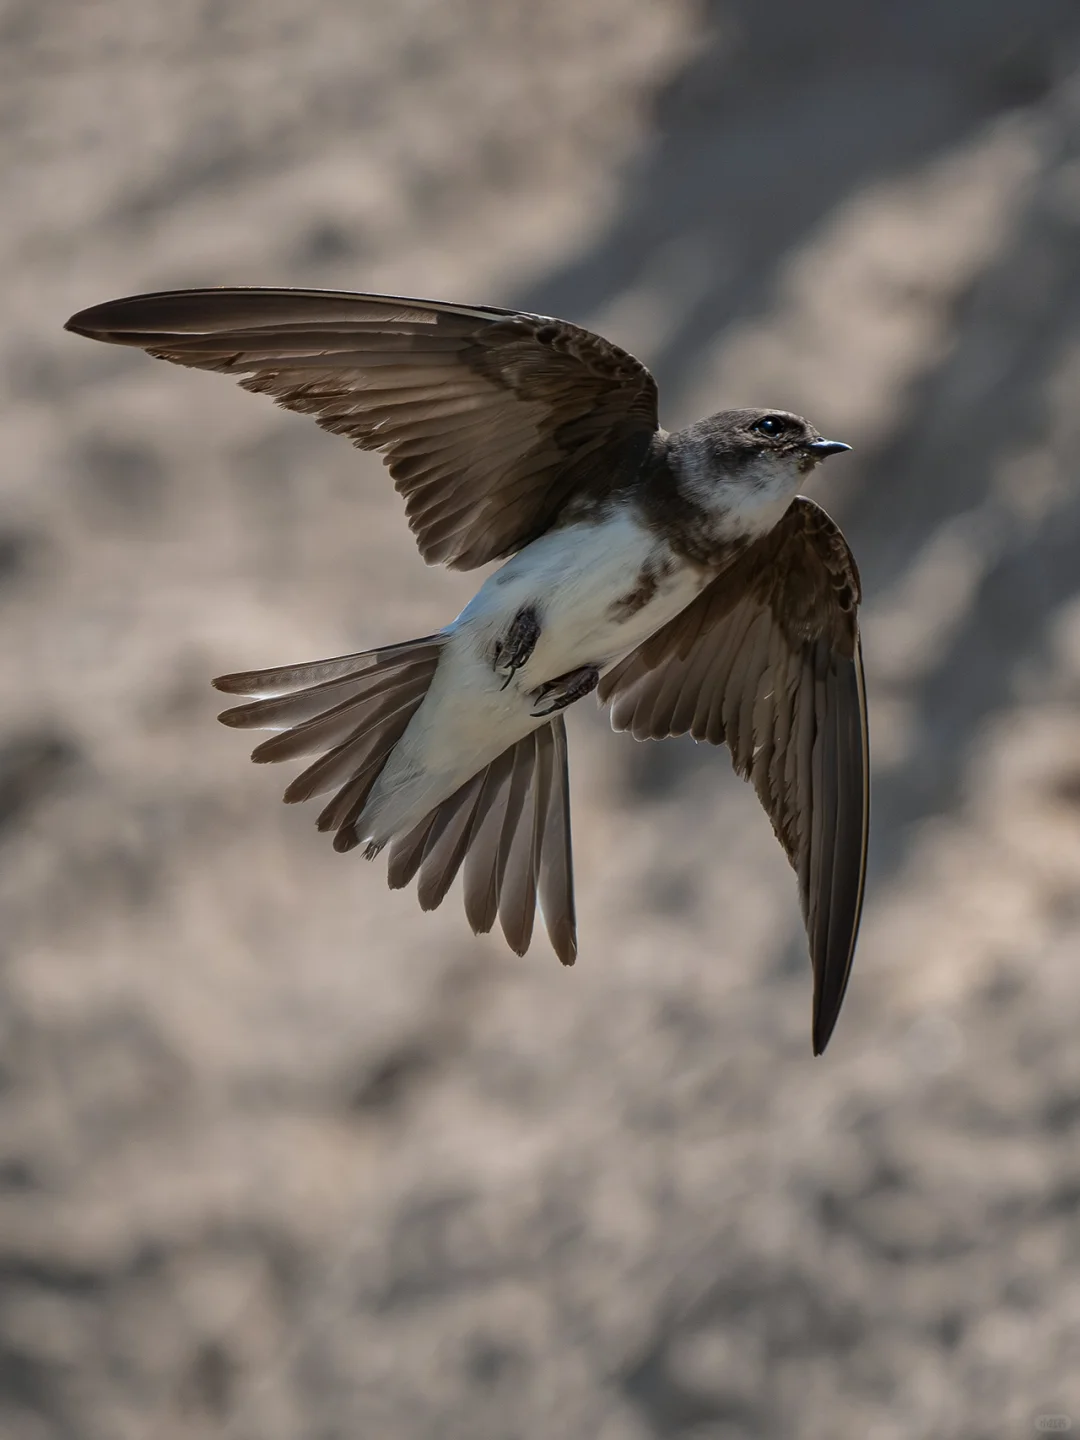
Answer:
[{"xmin": 752, "ymin": 415, "xmax": 788, "ymax": 438}]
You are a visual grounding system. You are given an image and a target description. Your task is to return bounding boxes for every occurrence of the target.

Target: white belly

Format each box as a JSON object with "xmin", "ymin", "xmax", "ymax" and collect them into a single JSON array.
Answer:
[
  {"xmin": 456, "ymin": 509, "xmax": 707, "ymax": 686},
  {"xmin": 362, "ymin": 511, "xmax": 707, "ymax": 842}
]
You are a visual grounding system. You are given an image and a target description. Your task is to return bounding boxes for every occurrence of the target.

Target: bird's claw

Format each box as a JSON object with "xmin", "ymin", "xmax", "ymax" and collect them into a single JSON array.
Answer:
[
  {"xmin": 493, "ymin": 605, "xmax": 541, "ymax": 687},
  {"xmin": 529, "ymin": 664, "xmax": 600, "ymax": 718}
]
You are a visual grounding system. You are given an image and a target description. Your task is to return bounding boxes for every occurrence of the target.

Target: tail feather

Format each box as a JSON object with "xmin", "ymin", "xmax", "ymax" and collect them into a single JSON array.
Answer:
[
  {"xmin": 213, "ymin": 638, "xmax": 442, "ymax": 700},
  {"xmin": 223, "ymin": 654, "xmax": 438, "ymax": 739},
  {"xmin": 279, "ymin": 685, "xmax": 434, "ymax": 803},
  {"xmin": 215, "ymin": 636, "xmax": 441, "ymax": 829},
  {"xmin": 386, "ymin": 809, "xmax": 442, "ymax": 891},
  {"xmin": 538, "ymin": 719, "xmax": 577, "ymax": 965},
  {"xmin": 491, "ymin": 735, "xmax": 539, "ymax": 953},
  {"xmin": 494, "ymin": 731, "xmax": 546, "ymax": 956},
  {"xmin": 463, "ymin": 745, "xmax": 522, "ymax": 937},
  {"xmin": 252, "ymin": 671, "xmax": 433, "ymax": 767},
  {"xmin": 216, "ymin": 635, "xmax": 577, "ymax": 965},
  {"xmin": 387, "ymin": 720, "xmax": 576, "ymax": 963},
  {"xmin": 322, "ymin": 761, "xmax": 385, "ymax": 846},
  {"xmin": 414, "ymin": 772, "xmax": 487, "ymax": 911}
]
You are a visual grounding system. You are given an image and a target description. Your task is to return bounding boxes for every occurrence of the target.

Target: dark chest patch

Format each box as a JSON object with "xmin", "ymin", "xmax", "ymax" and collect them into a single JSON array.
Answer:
[
  {"xmin": 632, "ymin": 435, "xmax": 755, "ymax": 570},
  {"xmin": 608, "ymin": 551, "xmax": 677, "ymax": 623}
]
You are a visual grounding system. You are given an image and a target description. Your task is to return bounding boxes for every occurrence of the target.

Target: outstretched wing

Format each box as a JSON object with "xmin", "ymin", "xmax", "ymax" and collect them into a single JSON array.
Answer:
[
  {"xmin": 65, "ymin": 287, "xmax": 659, "ymax": 570},
  {"xmin": 599, "ymin": 498, "xmax": 869, "ymax": 1054}
]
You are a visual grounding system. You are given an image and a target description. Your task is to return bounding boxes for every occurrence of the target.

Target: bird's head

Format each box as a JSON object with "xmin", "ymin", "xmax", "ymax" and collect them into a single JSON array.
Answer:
[{"xmin": 670, "ymin": 408, "xmax": 851, "ymax": 538}]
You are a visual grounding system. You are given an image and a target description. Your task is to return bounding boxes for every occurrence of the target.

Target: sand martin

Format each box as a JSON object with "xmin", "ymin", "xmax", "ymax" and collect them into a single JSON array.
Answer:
[{"xmin": 65, "ymin": 289, "xmax": 868, "ymax": 1053}]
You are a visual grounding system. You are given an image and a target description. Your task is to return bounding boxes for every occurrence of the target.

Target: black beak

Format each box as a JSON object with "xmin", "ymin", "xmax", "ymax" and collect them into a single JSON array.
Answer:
[{"xmin": 805, "ymin": 438, "xmax": 852, "ymax": 459}]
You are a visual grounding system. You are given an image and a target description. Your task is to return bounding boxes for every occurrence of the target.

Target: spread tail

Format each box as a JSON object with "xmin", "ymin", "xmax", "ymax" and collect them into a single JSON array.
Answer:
[
  {"xmin": 213, "ymin": 637, "xmax": 577, "ymax": 965},
  {"xmin": 386, "ymin": 715, "xmax": 576, "ymax": 965}
]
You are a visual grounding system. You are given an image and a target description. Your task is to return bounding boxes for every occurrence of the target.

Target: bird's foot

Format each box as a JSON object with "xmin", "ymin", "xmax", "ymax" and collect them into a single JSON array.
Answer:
[
  {"xmin": 529, "ymin": 664, "xmax": 600, "ymax": 718},
  {"xmin": 493, "ymin": 605, "xmax": 541, "ymax": 689}
]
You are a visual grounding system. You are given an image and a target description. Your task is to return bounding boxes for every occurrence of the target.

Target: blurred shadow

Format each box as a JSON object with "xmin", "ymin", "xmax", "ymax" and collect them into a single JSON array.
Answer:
[
  {"xmin": 521, "ymin": 0, "xmax": 1080, "ymax": 886},
  {"xmin": 848, "ymin": 114, "xmax": 1080, "ymax": 869},
  {"xmin": 523, "ymin": 0, "xmax": 1068, "ymax": 404}
]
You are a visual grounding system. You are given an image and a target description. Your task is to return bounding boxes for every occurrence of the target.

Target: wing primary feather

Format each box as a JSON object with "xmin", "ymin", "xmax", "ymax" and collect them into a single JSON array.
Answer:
[
  {"xmin": 811, "ymin": 651, "xmax": 869, "ymax": 1054},
  {"xmin": 599, "ymin": 499, "xmax": 868, "ymax": 1053}
]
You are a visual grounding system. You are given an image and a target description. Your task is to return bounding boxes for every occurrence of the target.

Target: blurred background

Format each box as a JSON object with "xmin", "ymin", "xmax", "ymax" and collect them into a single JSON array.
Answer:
[{"xmin": 3, "ymin": 2, "xmax": 1080, "ymax": 1437}]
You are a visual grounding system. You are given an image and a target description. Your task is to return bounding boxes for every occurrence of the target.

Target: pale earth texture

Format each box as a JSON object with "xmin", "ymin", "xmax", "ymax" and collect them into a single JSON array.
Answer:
[{"xmin": 3, "ymin": 2, "xmax": 1080, "ymax": 1438}]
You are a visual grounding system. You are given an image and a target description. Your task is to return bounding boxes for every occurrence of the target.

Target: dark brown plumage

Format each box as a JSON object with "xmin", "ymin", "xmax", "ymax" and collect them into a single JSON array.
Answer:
[{"xmin": 65, "ymin": 288, "xmax": 658, "ymax": 569}]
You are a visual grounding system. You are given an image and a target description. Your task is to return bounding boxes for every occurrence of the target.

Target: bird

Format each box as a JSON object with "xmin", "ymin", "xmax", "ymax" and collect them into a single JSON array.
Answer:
[{"xmin": 64, "ymin": 287, "xmax": 868, "ymax": 1054}]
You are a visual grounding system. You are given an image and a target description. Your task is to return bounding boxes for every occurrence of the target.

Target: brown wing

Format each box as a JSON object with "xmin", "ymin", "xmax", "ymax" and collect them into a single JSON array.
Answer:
[
  {"xmin": 65, "ymin": 287, "xmax": 658, "ymax": 570},
  {"xmin": 599, "ymin": 498, "xmax": 869, "ymax": 1055}
]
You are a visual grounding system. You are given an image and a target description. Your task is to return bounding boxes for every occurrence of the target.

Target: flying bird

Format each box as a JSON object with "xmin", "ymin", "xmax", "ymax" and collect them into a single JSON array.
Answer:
[{"xmin": 65, "ymin": 288, "xmax": 868, "ymax": 1053}]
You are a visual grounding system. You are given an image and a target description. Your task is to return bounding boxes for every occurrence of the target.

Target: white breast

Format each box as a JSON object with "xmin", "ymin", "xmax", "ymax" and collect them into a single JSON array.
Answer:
[
  {"xmin": 455, "ymin": 509, "xmax": 707, "ymax": 686},
  {"xmin": 675, "ymin": 440, "xmax": 803, "ymax": 541}
]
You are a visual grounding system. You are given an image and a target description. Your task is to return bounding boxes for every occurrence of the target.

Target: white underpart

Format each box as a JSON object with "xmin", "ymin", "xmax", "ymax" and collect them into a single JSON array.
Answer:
[
  {"xmin": 361, "ymin": 507, "xmax": 710, "ymax": 843},
  {"xmin": 677, "ymin": 442, "xmax": 804, "ymax": 541}
]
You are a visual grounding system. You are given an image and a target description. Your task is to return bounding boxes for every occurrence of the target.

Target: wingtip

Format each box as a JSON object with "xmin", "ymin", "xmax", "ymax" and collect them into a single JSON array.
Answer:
[
  {"xmin": 63, "ymin": 292, "xmax": 180, "ymax": 343},
  {"xmin": 64, "ymin": 299, "xmax": 122, "ymax": 339},
  {"xmin": 212, "ymin": 672, "xmax": 252, "ymax": 695},
  {"xmin": 811, "ymin": 998, "xmax": 842, "ymax": 1056}
]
